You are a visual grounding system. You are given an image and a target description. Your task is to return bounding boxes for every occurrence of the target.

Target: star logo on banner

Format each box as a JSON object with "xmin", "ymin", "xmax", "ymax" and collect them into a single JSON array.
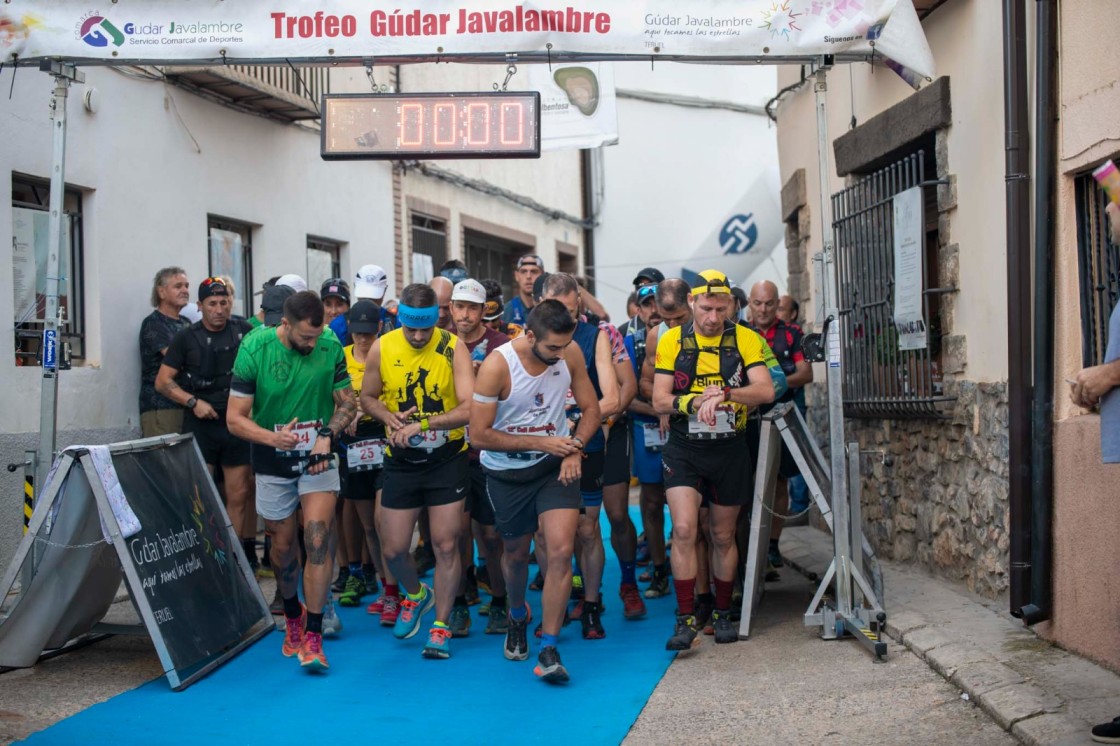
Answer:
[{"xmin": 762, "ymin": 1, "xmax": 802, "ymax": 40}]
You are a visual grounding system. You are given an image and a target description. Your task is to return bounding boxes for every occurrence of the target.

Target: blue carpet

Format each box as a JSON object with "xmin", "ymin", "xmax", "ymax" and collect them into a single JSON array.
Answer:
[{"xmin": 24, "ymin": 507, "xmax": 675, "ymax": 745}]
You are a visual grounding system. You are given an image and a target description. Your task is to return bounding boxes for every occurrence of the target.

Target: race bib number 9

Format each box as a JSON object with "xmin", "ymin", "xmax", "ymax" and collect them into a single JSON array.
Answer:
[
  {"xmin": 275, "ymin": 420, "xmax": 321, "ymax": 457},
  {"xmin": 347, "ymin": 439, "xmax": 387, "ymax": 471},
  {"xmin": 687, "ymin": 405, "xmax": 737, "ymax": 440}
]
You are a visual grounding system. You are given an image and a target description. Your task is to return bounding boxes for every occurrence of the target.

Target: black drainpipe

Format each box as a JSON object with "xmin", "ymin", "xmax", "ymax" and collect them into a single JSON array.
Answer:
[
  {"xmin": 1003, "ymin": 0, "xmax": 1032, "ymax": 618},
  {"xmin": 580, "ymin": 149, "xmax": 596, "ymax": 292},
  {"xmin": 1021, "ymin": 0, "xmax": 1057, "ymax": 626}
]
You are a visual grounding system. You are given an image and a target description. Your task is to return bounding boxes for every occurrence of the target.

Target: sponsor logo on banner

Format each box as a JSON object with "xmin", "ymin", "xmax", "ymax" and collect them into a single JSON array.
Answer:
[{"xmin": 719, "ymin": 213, "xmax": 759, "ymax": 255}]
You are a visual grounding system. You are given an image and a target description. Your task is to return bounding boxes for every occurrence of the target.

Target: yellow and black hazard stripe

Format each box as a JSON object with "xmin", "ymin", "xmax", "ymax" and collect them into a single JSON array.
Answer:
[{"xmin": 23, "ymin": 475, "xmax": 33, "ymax": 534}]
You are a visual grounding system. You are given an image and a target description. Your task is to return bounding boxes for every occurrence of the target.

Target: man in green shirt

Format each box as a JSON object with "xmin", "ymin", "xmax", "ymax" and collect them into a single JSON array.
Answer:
[{"xmin": 228, "ymin": 291, "xmax": 357, "ymax": 672}]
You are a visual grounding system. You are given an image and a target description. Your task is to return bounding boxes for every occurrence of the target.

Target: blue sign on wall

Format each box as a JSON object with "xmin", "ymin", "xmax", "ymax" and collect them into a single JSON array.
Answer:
[{"xmin": 42, "ymin": 329, "xmax": 57, "ymax": 371}]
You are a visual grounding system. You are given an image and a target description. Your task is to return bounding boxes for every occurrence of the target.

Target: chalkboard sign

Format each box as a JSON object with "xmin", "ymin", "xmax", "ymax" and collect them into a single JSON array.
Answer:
[
  {"xmin": 106, "ymin": 438, "xmax": 270, "ymax": 680},
  {"xmin": 0, "ymin": 435, "xmax": 272, "ymax": 690}
]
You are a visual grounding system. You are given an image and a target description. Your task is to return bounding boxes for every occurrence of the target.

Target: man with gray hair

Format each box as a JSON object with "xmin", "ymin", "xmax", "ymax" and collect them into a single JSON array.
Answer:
[{"xmin": 139, "ymin": 266, "xmax": 190, "ymax": 436}]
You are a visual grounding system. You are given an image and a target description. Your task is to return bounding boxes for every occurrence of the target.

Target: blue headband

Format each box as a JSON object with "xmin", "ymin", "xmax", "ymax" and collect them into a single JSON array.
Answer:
[{"xmin": 397, "ymin": 303, "xmax": 439, "ymax": 329}]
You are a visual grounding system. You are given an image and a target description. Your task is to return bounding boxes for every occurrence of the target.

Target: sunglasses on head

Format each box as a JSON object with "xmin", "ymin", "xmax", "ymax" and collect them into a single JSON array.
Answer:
[
  {"xmin": 637, "ymin": 285, "xmax": 657, "ymax": 303},
  {"xmin": 201, "ymin": 277, "xmax": 227, "ymax": 287}
]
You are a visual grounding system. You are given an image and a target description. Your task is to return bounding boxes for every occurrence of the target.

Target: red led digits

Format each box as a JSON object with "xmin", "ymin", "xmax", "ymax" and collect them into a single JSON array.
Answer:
[
  {"xmin": 500, "ymin": 102, "xmax": 524, "ymax": 146},
  {"xmin": 433, "ymin": 103, "xmax": 456, "ymax": 147},
  {"xmin": 399, "ymin": 103, "xmax": 423, "ymax": 147}
]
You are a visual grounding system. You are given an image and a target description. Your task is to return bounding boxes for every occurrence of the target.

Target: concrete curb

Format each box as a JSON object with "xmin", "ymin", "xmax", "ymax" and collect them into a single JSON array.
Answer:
[{"xmin": 781, "ymin": 526, "xmax": 1104, "ymax": 745}]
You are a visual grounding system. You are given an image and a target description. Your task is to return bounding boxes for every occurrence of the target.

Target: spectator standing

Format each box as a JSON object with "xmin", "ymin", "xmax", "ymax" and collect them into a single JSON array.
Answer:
[{"xmin": 139, "ymin": 267, "xmax": 190, "ymax": 436}]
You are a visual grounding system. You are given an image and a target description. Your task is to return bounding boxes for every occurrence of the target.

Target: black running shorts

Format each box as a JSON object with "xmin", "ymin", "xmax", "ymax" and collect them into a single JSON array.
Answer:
[
  {"xmin": 467, "ymin": 459, "xmax": 496, "ymax": 526},
  {"xmin": 661, "ymin": 433, "xmax": 752, "ymax": 507},
  {"xmin": 184, "ymin": 413, "xmax": 251, "ymax": 468},
  {"xmin": 601, "ymin": 418, "xmax": 631, "ymax": 487},
  {"xmin": 382, "ymin": 450, "xmax": 469, "ymax": 510},
  {"xmin": 745, "ymin": 418, "xmax": 801, "ymax": 481},
  {"xmin": 483, "ymin": 455, "xmax": 580, "ymax": 538}
]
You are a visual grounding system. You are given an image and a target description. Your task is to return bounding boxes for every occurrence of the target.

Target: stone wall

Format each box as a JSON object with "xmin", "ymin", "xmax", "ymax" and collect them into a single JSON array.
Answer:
[{"xmin": 805, "ymin": 379, "xmax": 1010, "ymax": 597}]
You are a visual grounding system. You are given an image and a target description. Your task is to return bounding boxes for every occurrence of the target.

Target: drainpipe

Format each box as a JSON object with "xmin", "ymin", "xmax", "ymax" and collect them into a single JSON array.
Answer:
[
  {"xmin": 1021, "ymin": 0, "xmax": 1057, "ymax": 626},
  {"xmin": 581, "ymin": 149, "xmax": 596, "ymax": 292},
  {"xmin": 1003, "ymin": 0, "xmax": 1032, "ymax": 618}
]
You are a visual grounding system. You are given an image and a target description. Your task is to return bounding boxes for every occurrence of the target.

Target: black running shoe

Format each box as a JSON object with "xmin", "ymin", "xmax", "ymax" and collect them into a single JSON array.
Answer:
[
  {"xmin": 580, "ymin": 600, "xmax": 606, "ymax": 640},
  {"xmin": 504, "ymin": 613, "xmax": 530, "ymax": 661},
  {"xmin": 695, "ymin": 597, "xmax": 714, "ymax": 633},
  {"xmin": 666, "ymin": 614, "xmax": 700, "ymax": 651},
  {"xmin": 534, "ymin": 646, "xmax": 570, "ymax": 683},
  {"xmin": 644, "ymin": 568, "xmax": 671, "ymax": 599},
  {"xmin": 330, "ymin": 567, "xmax": 349, "ymax": 594},
  {"xmin": 712, "ymin": 609, "xmax": 738, "ymax": 644}
]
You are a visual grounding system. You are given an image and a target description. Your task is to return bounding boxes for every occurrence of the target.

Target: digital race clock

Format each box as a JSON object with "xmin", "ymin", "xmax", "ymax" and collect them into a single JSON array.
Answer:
[{"xmin": 321, "ymin": 91, "xmax": 541, "ymax": 160}]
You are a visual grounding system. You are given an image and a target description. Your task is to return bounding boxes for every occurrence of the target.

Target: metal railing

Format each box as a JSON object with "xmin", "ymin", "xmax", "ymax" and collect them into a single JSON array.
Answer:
[
  {"xmin": 229, "ymin": 64, "xmax": 328, "ymax": 111},
  {"xmin": 1075, "ymin": 171, "xmax": 1120, "ymax": 367},
  {"xmin": 832, "ymin": 151, "xmax": 951, "ymax": 419}
]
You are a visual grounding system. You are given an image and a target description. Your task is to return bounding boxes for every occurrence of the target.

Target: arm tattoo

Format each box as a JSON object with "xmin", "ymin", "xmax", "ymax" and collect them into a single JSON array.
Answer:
[
  {"xmin": 328, "ymin": 388, "xmax": 358, "ymax": 434},
  {"xmin": 305, "ymin": 520, "xmax": 330, "ymax": 565}
]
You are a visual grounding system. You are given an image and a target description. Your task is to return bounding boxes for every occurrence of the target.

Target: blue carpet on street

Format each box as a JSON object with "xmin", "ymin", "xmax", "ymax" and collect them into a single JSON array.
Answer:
[{"xmin": 23, "ymin": 507, "xmax": 675, "ymax": 745}]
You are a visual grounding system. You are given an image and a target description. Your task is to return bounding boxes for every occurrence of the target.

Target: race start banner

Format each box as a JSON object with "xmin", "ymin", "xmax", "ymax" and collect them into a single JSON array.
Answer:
[{"xmin": 1, "ymin": 1, "xmax": 935, "ymax": 83}]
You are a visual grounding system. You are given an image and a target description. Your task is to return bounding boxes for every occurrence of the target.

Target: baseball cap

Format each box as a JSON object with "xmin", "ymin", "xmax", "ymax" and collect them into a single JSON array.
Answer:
[
  {"xmin": 730, "ymin": 286, "xmax": 748, "ymax": 306},
  {"xmin": 348, "ymin": 299, "xmax": 381, "ymax": 335},
  {"xmin": 632, "ymin": 267, "xmax": 665, "ymax": 286},
  {"xmin": 355, "ymin": 264, "xmax": 389, "ymax": 300},
  {"xmin": 532, "ymin": 272, "xmax": 551, "ymax": 302},
  {"xmin": 197, "ymin": 276, "xmax": 229, "ymax": 302},
  {"xmin": 440, "ymin": 266, "xmax": 469, "ymax": 285},
  {"xmin": 517, "ymin": 254, "xmax": 544, "ymax": 271},
  {"xmin": 320, "ymin": 278, "xmax": 351, "ymax": 305},
  {"xmin": 692, "ymin": 269, "xmax": 732, "ymax": 295},
  {"xmin": 262, "ymin": 284, "xmax": 296, "ymax": 326},
  {"xmin": 451, "ymin": 279, "xmax": 487, "ymax": 305},
  {"xmin": 483, "ymin": 299, "xmax": 504, "ymax": 321},
  {"xmin": 276, "ymin": 274, "xmax": 307, "ymax": 292}
]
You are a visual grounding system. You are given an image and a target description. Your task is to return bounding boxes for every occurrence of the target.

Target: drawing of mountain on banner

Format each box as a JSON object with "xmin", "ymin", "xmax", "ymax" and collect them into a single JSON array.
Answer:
[{"xmin": 679, "ymin": 166, "xmax": 783, "ymax": 287}]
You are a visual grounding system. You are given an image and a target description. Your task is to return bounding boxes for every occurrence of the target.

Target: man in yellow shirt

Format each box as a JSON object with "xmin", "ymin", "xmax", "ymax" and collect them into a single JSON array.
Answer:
[
  {"xmin": 360, "ymin": 284, "xmax": 475, "ymax": 660},
  {"xmin": 652, "ymin": 270, "xmax": 776, "ymax": 650}
]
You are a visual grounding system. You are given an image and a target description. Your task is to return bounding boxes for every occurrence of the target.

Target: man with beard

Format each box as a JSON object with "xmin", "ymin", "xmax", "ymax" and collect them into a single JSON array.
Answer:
[
  {"xmin": 470, "ymin": 299, "xmax": 601, "ymax": 683},
  {"xmin": 359, "ymin": 284, "xmax": 474, "ymax": 660},
  {"xmin": 227, "ymin": 291, "xmax": 358, "ymax": 671}
]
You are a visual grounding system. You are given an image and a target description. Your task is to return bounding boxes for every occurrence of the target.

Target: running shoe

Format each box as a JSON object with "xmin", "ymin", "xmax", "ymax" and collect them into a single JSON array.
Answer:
[
  {"xmin": 367, "ymin": 594, "xmax": 385, "ymax": 615},
  {"xmin": 504, "ymin": 604, "xmax": 531, "ymax": 661},
  {"xmin": 635, "ymin": 535, "xmax": 650, "ymax": 566},
  {"xmin": 568, "ymin": 598, "xmax": 583, "ymax": 622},
  {"xmin": 479, "ymin": 599, "xmax": 491, "ymax": 617},
  {"xmin": 338, "ymin": 574, "xmax": 367, "ymax": 607},
  {"xmin": 485, "ymin": 604, "xmax": 508, "ymax": 635},
  {"xmin": 255, "ymin": 563, "xmax": 275, "ymax": 580},
  {"xmin": 712, "ymin": 609, "xmax": 737, "ymax": 644},
  {"xmin": 393, "ymin": 584, "xmax": 434, "ymax": 639},
  {"xmin": 379, "ymin": 595, "xmax": 401, "ymax": 627},
  {"xmin": 665, "ymin": 614, "xmax": 700, "ymax": 651},
  {"xmin": 449, "ymin": 604, "xmax": 472, "ymax": 638},
  {"xmin": 534, "ymin": 621, "xmax": 542, "ymax": 639},
  {"xmin": 696, "ymin": 597, "xmax": 715, "ymax": 636},
  {"xmin": 580, "ymin": 600, "xmax": 606, "ymax": 640},
  {"xmin": 620, "ymin": 583, "xmax": 647, "ymax": 619},
  {"xmin": 331, "ymin": 567, "xmax": 349, "ymax": 594},
  {"xmin": 638, "ymin": 568, "xmax": 652, "ymax": 583},
  {"xmin": 1091, "ymin": 716, "xmax": 1120, "ymax": 744},
  {"xmin": 269, "ymin": 586, "xmax": 284, "ymax": 616},
  {"xmin": 281, "ymin": 606, "xmax": 306, "ymax": 657},
  {"xmin": 323, "ymin": 598, "xmax": 343, "ymax": 637},
  {"xmin": 362, "ymin": 566, "xmax": 379, "ymax": 596},
  {"xmin": 477, "ymin": 563, "xmax": 492, "ymax": 596},
  {"xmin": 570, "ymin": 574, "xmax": 584, "ymax": 600},
  {"xmin": 644, "ymin": 569, "xmax": 671, "ymax": 599},
  {"xmin": 529, "ymin": 570, "xmax": 544, "ymax": 592},
  {"xmin": 413, "ymin": 546, "xmax": 436, "ymax": 578},
  {"xmin": 465, "ymin": 565, "xmax": 481, "ymax": 606},
  {"xmin": 768, "ymin": 542, "xmax": 784, "ymax": 568},
  {"xmin": 298, "ymin": 631, "xmax": 329, "ymax": 670},
  {"xmin": 534, "ymin": 646, "xmax": 570, "ymax": 683},
  {"xmin": 421, "ymin": 626, "xmax": 453, "ymax": 659}
]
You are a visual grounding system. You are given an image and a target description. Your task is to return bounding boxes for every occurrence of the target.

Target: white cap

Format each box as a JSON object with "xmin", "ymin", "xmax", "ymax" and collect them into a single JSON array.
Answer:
[
  {"xmin": 451, "ymin": 279, "xmax": 486, "ymax": 305},
  {"xmin": 275, "ymin": 274, "xmax": 307, "ymax": 292},
  {"xmin": 355, "ymin": 264, "xmax": 388, "ymax": 300},
  {"xmin": 180, "ymin": 302, "xmax": 202, "ymax": 323}
]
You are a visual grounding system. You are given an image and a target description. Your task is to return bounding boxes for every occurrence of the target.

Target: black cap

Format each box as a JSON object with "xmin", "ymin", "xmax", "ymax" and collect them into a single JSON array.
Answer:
[
  {"xmin": 731, "ymin": 286, "xmax": 748, "ymax": 306},
  {"xmin": 532, "ymin": 272, "xmax": 551, "ymax": 302},
  {"xmin": 320, "ymin": 278, "xmax": 351, "ymax": 305},
  {"xmin": 632, "ymin": 267, "xmax": 665, "ymax": 287},
  {"xmin": 348, "ymin": 299, "xmax": 381, "ymax": 334},
  {"xmin": 262, "ymin": 285, "xmax": 296, "ymax": 326}
]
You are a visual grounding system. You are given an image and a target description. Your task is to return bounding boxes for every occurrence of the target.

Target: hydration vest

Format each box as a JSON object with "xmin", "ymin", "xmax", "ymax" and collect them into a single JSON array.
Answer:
[{"xmin": 671, "ymin": 320, "xmax": 746, "ymax": 395}]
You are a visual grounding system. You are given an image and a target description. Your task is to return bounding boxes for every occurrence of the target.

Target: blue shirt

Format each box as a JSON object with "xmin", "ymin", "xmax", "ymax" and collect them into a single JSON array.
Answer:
[
  {"xmin": 1101, "ymin": 299, "xmax": 1120, "ymax": 463},
  {"xmin": 504, "ymin": 296, "xmax": 530, "ymax": 326}
]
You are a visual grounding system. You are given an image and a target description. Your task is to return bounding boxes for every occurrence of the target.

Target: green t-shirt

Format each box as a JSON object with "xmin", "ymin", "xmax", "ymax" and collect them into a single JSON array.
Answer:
[{"xmin": 231, "ymin": 326, "xmax": 349, "ymax": 476}]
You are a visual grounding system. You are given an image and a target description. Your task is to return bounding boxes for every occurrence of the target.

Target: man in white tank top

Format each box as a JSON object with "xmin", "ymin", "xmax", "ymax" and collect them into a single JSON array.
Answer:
[{"xmin": 470, "ymin": 299, "xmax": 602, "ymax": 684}]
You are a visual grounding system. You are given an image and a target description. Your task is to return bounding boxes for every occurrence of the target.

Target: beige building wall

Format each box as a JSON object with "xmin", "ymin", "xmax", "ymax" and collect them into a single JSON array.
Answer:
[
  {"xmin": 395, "ymin": 63, "xmax": 586, "ymax": 288},
  {"xmin": 1044, "ymin": 0, "xmax": 1120, "ymax": 673}
]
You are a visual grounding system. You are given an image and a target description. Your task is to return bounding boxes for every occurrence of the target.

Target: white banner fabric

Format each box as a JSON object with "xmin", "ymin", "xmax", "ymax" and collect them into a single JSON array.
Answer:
[
  {"xmin": 526, "ymin": 61, "xmax": 618, "ymax": 151},
  {"xmin": 2, "ymin": 1, "xmax": 935, "ymax": 81}
]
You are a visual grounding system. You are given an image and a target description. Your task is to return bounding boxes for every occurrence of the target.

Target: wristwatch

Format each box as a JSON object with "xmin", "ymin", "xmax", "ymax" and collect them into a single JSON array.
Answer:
[
  {"xmin": 317, "ymin": 426, "xmax": 333, "ymax": 444},
  {"xmin": 571, "ymin": 436, "xmax": 585, "ymax": 450},
  {"xmin": 185, "ymin": 396, "xmax": 198, "ymax": 409}
]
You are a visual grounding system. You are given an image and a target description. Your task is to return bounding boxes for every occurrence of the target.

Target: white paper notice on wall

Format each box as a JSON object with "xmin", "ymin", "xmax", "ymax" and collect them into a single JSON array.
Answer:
[
  {"xmin": 827, "ymin": 321, "xmax": 841, "ymax": 369},
  {"xmin": 892, "ymin": 186, "xmax": 927, "ymax": 351}
]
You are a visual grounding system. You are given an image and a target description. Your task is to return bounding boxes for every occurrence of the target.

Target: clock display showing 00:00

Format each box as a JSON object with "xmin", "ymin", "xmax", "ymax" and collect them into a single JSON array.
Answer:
[{"xmin": 398, "ymin": 98, "xmax": 530, "ymax": 151}]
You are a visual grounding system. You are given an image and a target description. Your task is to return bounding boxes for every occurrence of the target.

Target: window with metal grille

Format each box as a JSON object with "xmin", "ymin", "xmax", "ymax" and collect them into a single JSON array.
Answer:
[
  {"xmin": 12, "ymin": 175, "xmax": 85, "ymax": 364},
  {"xmin": 832, "ymin": 149, "xmax": 950, "ymax": 418},
  {"xmin": 411, "ymin": 214, "xmax": 447, "ymax": 280},
  {"xmin": 306, "ymin": 236, "xmax": 342, "ymax": 293},
  {"xmin": 208, "ymin": 217, "xmax": 253, "ymax": 319},
  {"xmin": 1075, "ymin": 168, "xmax": 1120, "ymax": 367}
]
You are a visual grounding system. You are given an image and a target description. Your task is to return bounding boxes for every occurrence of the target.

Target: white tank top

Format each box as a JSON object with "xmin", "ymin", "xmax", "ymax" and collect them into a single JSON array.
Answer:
[{"xmin": 480, "ymin": 341, "xmax": 572, "ymax": 471}]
